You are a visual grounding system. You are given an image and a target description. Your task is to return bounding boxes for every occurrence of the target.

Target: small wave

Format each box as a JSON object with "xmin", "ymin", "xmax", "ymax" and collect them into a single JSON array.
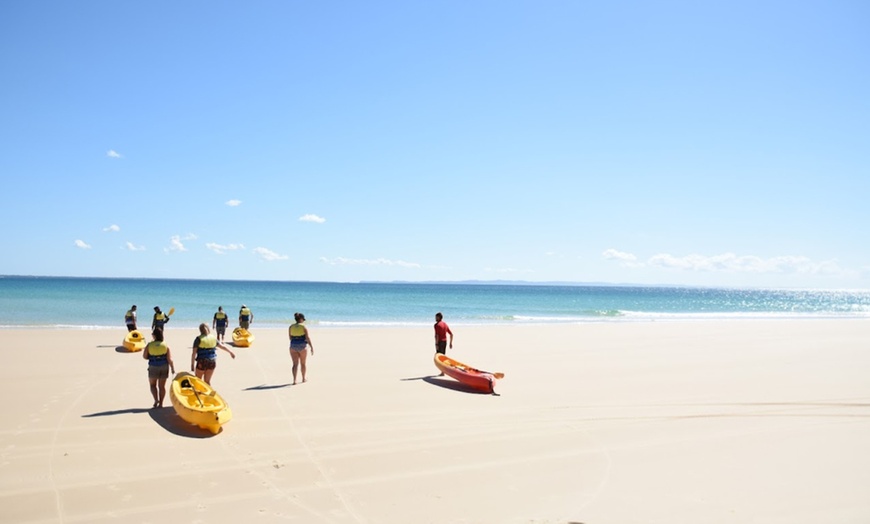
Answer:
[
  {"xmin": 317, "ymin": 320, "xmax": 431, "ymax": 328},
  {"xmin": 588, "ymin": 309, "xmax": 624, "ymax": 317},
  {"xmin": 617, "ymin": 310, "xmax": 870, "ymax": 321}
]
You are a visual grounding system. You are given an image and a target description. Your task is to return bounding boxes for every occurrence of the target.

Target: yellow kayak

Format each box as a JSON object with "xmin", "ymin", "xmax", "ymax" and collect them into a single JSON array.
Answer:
[
  {"xmin": 169, "ymin": 372, "xmax": 232, "ymax": 434},
  {"xmin": 121, "ymin": 330, "xmax": 147, "ymax": 352},
  {"xmin": 232, "ymin": 327, "xmax": 254, "ymax": 347}
]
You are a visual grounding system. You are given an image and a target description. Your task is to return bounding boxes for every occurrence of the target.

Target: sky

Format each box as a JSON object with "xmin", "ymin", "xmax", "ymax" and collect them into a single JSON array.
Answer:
[{"xmin": 1, "ymin": 1, "xmax": 868, "ymax": 289}]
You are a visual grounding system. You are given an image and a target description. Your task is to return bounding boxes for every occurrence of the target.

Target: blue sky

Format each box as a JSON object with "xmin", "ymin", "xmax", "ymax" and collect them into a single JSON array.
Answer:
[{"xmin": 1, "ymin": 1, "xmax": 868, "ymax": 288}]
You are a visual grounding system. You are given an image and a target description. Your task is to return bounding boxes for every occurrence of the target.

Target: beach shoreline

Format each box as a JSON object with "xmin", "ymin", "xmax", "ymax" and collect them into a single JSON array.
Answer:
[{"xmin": 1, "ymin": 320, "xmax": 868, "ymax": 523}]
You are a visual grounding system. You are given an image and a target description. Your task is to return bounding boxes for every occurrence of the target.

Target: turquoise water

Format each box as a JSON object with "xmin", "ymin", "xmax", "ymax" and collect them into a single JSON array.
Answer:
[{"xmin": 1, "ymin": 276, "xmax": 869, "ymax": 329}]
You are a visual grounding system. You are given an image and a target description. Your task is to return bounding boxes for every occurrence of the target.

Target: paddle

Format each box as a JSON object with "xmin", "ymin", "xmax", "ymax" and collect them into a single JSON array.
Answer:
[
  {"xmin": 190, "ymin": 384, "xmax": 204, "ymax": 407},
  {"xmin": 168, "ymin": 307, "xmax": 175, "ymax": 317},
  {"xmin": 454, "ymin": 362, "xmax": 504, "ymax": 380},
  {"xmin": 181, "ymin": 377, "xmax": 203, "ymax": 407},
  {"xmin": 461, "ymin": 363, "xmax": 504, "ymax": 379}
]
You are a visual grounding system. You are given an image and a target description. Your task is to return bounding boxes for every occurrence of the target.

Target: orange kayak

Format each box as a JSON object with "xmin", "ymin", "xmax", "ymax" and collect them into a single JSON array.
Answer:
[{"xmin": 434, "ymin": 354, "xmax": 499, "ymax": 393}]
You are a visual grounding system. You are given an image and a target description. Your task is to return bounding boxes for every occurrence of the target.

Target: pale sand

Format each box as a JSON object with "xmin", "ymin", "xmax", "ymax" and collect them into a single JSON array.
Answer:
[{"xmin": 1, "ymin": 320, "xmax": 869, "ymax": 523}]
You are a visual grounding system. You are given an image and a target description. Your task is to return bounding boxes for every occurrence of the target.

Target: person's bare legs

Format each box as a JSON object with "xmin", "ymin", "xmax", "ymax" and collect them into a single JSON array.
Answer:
[
  {"xmin": 290, "ymin": 349, "xmax": 300, "ymax": 385},
  {"xmin": 298, "ymin": 349, "xmax": 308, "ymax": 383},
  {"xmin": 157, "ymin": 378, "xmax": 168, "ymax": 407},
  {"xmin": 149, "ymin": 378, "xmax": 159, "ymax": 408},
  {"xmin": 204, "ymin": 368, "xmax": 216, "ymax": 385}
]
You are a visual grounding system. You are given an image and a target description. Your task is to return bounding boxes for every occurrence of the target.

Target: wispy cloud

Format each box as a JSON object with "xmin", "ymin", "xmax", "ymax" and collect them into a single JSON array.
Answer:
[
  {"xmin": 125, "ymin": 242, "xmax": 146, "ymax": 251},
  {"xmin": 602, "ymin": 248, "xmax": 643, "ymax": 267},
  {"xmin": 604, "ymin": 249, "xmax": 848, "ymax": 276},
  {"xmin": 206, "ymin": 242, "xmax": 246, "ymax": 255},
  {"xmin": 106, "ymin": 150, "xmax": 122, "ymax": 158},
  {"xmin": 226, "ymin": 199, "xmax": 242, "ymax": 207},
  {"xmin": 103, "ymin": 224, "xmax": 120, "ymax": 232},
  {"xmin": 320, "ymin": 256, "xmax": 421, "ymax": 268},
  {"xmin": 74, "ymin": 239, "xmax": 91, "ymax": 249},
  {"xmin": 648, "ymin": 253, "xmax": 846, "ymax": 275},
  {"xmin": 253, "ymin": 247, "xmax": 288, "ymax": 261},
  {"xmin": 299, "ymin": 214, "xmax": 326, "ymax": 224},
  {"xmin": 166, "ymin": 235, "xmax": 188, "ymax": 252}
]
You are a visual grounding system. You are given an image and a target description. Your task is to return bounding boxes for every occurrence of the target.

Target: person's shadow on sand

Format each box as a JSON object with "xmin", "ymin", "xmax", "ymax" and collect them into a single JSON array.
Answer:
[
  {"xmin": 82, "ymin": 408, "xmax": 151, "ymax": 417},
  {"xmin": 243, "ymin": 383, "xmax": 293, "ymax": 391}
]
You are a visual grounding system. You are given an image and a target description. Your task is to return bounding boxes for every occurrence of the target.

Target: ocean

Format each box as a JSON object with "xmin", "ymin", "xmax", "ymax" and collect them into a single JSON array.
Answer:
[{"xmin": 0, "ymin": 276, "xmax": 868, "ymax": 329}]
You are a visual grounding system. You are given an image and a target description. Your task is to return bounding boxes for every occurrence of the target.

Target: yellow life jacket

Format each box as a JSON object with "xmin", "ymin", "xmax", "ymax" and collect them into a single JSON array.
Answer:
[
  {"xmin": 146, "ymin": 341, "xmax": 168, "ymax": 357},
  {"xmin": 240, "ymin": 308, "xmax": 251, "ymax": 320},
  {"xmin": 197, "ymin": 334, "xmax": 217, "ymax": 349},
  {"xmin": 290, "ymin": 324, "xmax": 306, "ymax": 337}
]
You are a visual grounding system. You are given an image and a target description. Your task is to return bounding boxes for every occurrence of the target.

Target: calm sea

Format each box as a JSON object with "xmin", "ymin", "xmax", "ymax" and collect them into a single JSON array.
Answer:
[{"xmin": 1, "ymin": 276, "xmax": 868, "ymax": 329}]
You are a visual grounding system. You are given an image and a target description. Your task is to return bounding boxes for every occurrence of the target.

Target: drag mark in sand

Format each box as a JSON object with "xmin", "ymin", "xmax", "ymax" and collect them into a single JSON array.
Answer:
[
  {"xmin": 47, "ymin": 360, "xmax": 124, "ymax": 524},
  {"xmin": 240, "ymin": 351, "xmax": 365, "ymax": 523}
]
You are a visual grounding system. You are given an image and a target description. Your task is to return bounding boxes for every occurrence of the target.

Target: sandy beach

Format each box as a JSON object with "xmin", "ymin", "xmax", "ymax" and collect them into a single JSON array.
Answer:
[{"xmin": 0, "ymin": 320, "xmax": 868, "ymax": 523}]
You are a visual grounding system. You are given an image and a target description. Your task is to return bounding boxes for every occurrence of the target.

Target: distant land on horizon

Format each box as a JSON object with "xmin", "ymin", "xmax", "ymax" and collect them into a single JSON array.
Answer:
[
  {"xmin": 1, "ymin": 274, "xmax": 645, "ymax": 287},
  {"xmin": 3, "ymin": 274, "xmax": 862, "ymax": 291}
]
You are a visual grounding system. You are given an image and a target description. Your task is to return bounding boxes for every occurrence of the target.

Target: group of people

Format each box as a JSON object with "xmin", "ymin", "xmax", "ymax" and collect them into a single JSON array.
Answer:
[
  {"xmin": 125, "ymin": 304, "xmax": 254, "ymax": 338},
  {"xmin": 124, "ymin": 305, "xmax": 173, "ymax": 332},
  {"xmin": 129, "ymin": 304, "xmax": 314, "ymax": 409},
  {"xmin": 130, "ymin": 304, "xmax": 452, "ymax": 409}
]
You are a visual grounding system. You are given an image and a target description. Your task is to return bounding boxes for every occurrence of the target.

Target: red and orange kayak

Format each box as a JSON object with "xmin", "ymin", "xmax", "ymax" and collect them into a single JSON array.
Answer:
[{"xmin": 434, "ymin": 354, "xmax": 501, "ymax": 393}]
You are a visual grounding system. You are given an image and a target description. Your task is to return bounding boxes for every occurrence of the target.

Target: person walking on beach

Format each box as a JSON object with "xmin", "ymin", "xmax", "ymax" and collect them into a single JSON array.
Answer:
[
  {"xmin": 434, "ymin": 312, "xmax": 453, "ymax": 355},
  {"xmin": 125, "ymin": 305, "xmax": 138, "ymax": 332},
  {"xmin": 152, "ymin": 306, "xmax": 170, "ymax": 332},
  {"xmin": 212, "ymin": 306, "xmax": 229, "ymax": 342},
  {"xmin": 289, "ymin": 312, "xmax": 314, "ymax": 384},
  {"xmin": 143, "ymin": 329, "xmax": 175, "ymax": 408},
  {"xmin": 239, "ymin": 304, "xmax": 253, "ymax": 330},
  {"xmin": 434, "ymin": 312, "xmax": 453, "ymax": 375},
  {"xmin": 191, "ymin": 323, "xmax": 235, "ymax": 385}
]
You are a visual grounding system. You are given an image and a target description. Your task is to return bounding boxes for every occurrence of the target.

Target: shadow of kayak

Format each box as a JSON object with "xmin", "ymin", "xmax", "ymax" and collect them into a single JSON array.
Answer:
[
  {"xmin": 422, "ymin": 376, "xmax": 498, "ymax": 395},
  {"xmin": 148, "ymin": 407, "xmax": 217, "ymax": 438}
]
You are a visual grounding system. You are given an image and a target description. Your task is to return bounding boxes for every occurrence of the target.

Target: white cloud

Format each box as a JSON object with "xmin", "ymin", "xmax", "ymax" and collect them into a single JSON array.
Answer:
[
  {"xmin": 299, "ymin": 214, "xmax": 326, "ymax": 224},
  {"xmin": 103, "ymin": 224, "xmax": 120, "ymax": 232},
  {"xmin": 648, "ymin": 252, "xmax": 814, "ymax": 273},
  {"xmin": 166, "ymin": 235, "xmax": 188, "ymax": 252},
  {"xmin": 226, "ymin": 199, "xmax": 242, "ymax": 207},
  {"xmin": 253, "ymin": 247, "xmax": 288, "ymax": 261},
  {"xmin": 74, "ymin": 239, "xmax": 91, "ymax": 249},
  {"xmin": 125, "ymin": 242, "xmax": 146, "ymax": 251},
  {"xmin": 206, "ymin": 242, "xmax": 246, "ymax": 255},
  {"xmin": 604, "ymin": 249, "xmax": 849, "ymax": 277},
  {"xmin": 602, "ymin": 248, "xmax": 643, "ymax": 267},
  {"xmin": 319, "ymin": 256, "xmax": 421, "ymax": 268},
  {"xmin": 107, "ymin": 150, "xmax": 122, "ymax": 158}
]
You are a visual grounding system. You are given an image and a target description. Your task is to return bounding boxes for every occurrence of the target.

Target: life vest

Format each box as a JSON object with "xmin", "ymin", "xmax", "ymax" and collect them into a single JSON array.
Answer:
[
  {"xmin": 289, "ymin": 323, "xmax": 307, "ymax": 348},
  {"xmin": 196, "ymin": 334, "xmax": 218, "ymax": 360},
  {"xmin": 214, "ymin": 311, "xmax": 227, "ymax": 323},
  {"xmin": 125, "ymin": 310, "xmax": 135, "ymax": 321},
  {"xmin": 154, "ymin": 312, "xmax": 167, "ymax": 323},
  {"xmin": 239, "ymin": 308, "xmax": 251, "ymax": 321},
  {"xmin": 147, "ymin": 341, "xmax": 169, "ymax": 366}
]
